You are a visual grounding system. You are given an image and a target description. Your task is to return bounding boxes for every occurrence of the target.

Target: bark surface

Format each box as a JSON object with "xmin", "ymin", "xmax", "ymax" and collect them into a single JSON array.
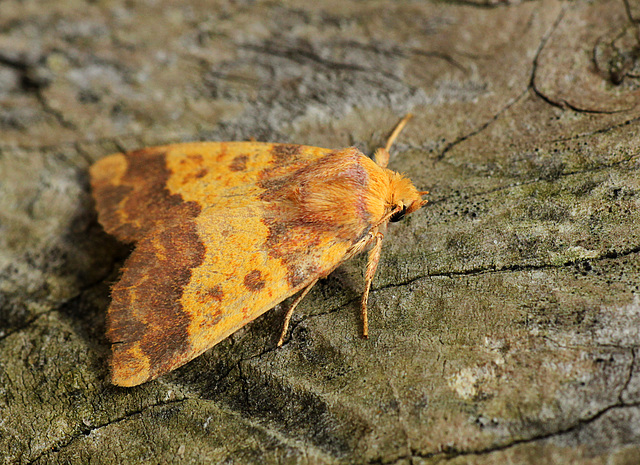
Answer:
[{"xmin": 1, "ymin": 1, "xmax": 639, "ymax": 463}]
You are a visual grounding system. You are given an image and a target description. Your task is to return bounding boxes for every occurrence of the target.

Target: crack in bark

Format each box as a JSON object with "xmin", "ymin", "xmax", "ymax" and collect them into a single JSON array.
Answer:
[
  {"xmin": 436, "ymin": 87, "xmax": 529, "ymax": 161},
  {"xmin": 30, "ymin": 369, "xmax": 333, "ymax": 463},
  {"xmin": 72, "ymin": 141, "xmax": 97, "ymax": 167},
  {"xmin": 623, "ymin": 0, "xmax": 640, "ymax": 26},
  {"xmin": 551, "ymin": 114, "xmax": 640, "ymax": 143},
  {"xmin": 440, "ymin": 0, "xmax": 538, "ymax": 9},
  {"xmin": 382, "ymin": 243, "xmax": 640, "ymax": 289},
  {"xmin": 236, "ymin": 358, "xmax": 252, "ymax": 411},
  {"xmin": 531, "ymin": 5, "xmax": 635, "ymax": 114},
  {"xmin": 376, "ymin": 402, "xmax": 640, "ymax": 464},
  {"xmin": 0, "ymin": 50, "xmax": 76, "ymax": 132},
  {"xmin": 529, "ymin": 6, "xmax": 570, "ymax": 111},
  {"xmin": 0, "ymin": 310, "xmax": 55, "ymax": 343},
  {"xmin": 429, "ymin": 145, "xmax": 640, "ymax": 210},
  {"xmin": 240, "ymin": 42, "xmax": 400, "ymax": 80},
  {"xmin": 26, "ymin": 397, "xmax": 190, "ymax": 464},
  {"xmin": 0, "ymin": 263, "xmax": 119, "ymax": 342},
  {"xmin": 326, "ymin": 40, "xmax": 469, "ymax": 74},
  {"xmin": 435, "ymin": 1, "xmax": 625, "ymax": 162},
  {"xmin": 34, "ymin": 90, "xmax": 77, "ymax": 131},
  {"xmin": 435, "ymin": 6, "xmax": 569, "ymax": 162},
  {"xmin": 620, "ymin": 347, "xmax": 637, "ymax": 403},
  {"xmin": 278, "ymin": 243, "xmax": 640, "ymax": 350},
  {"xmin": 557, "ymin": 98, "xmax": 633, "ymax": 115}
]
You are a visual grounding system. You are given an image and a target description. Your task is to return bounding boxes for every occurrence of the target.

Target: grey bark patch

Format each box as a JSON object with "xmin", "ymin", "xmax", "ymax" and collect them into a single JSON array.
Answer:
[{"xmin": 2, "ymin": 0, "xmax": 640, "ymax": 463}]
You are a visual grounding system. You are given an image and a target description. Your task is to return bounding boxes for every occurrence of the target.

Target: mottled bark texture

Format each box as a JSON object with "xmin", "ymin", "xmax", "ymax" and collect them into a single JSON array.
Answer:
[{"xmin": 1, "ymin": 0, "xmax": 639, "ymax": 463}]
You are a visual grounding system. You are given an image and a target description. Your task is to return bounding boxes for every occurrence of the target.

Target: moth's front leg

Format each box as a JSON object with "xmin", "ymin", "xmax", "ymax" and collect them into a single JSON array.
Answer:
[{"xmin": 361, "ymin": 231, "xmax": 385, "ymax": 338}]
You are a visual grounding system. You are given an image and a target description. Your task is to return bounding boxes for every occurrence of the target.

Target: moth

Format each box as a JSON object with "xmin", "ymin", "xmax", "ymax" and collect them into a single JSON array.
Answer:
[{"xmin": 90, "ymin": 115, "xmax": 427, "ymax": 386}]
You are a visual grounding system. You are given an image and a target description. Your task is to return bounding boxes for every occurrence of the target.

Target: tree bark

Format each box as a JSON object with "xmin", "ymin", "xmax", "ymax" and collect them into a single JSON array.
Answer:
[{"xmin": 1, "ymin": 0, "xmax": 639, "ymax": 463}]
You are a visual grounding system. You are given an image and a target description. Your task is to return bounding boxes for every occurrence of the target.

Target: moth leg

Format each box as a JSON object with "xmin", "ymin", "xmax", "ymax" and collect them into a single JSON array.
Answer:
[
  {"xmin": 277, "ymin": 278, "xmax": 319, "ymax": 347},
  {"xmin": 362, "ymin": 232, "xmax": 385, "ymax": 338}
]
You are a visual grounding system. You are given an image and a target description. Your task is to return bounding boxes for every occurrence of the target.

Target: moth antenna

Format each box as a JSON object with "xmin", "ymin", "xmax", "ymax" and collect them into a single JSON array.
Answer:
[
  {"xmin": 385, "ymin": 113, "xmax": 413, "ymax": 153},
  {"xmin": 375, "ymin": 113, "xmax": 413, "ymax": 168}
]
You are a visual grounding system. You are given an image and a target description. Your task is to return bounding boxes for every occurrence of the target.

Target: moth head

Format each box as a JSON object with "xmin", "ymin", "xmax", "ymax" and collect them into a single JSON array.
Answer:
[{"xmin": 386, "ymin": 171, "xmax": 428, "ymax": 223}]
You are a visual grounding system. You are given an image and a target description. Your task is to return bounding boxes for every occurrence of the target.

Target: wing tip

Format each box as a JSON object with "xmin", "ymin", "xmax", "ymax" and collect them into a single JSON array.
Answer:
[{"xmin": 109, "ymin": 343, "xmax": 153, "ymax": 387}]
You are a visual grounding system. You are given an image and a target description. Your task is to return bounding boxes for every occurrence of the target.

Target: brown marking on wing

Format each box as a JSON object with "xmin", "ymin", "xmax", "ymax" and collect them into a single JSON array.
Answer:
[
  {"xmin": 258, "ymin": 148, "xmax": 375, "ymax": 287},
  {"xmin": 244, "ymin": 269, "xmax": 266, "ymax": 291},
  {"xmin": 262, "ymin": 221, "xmax": 322, "ymax": 288},
  {"xmin": 107, "ymin": 216, "xmax": 205, "ymax": 386},
  {"xmin": 90, "ymin": 148, "xmax": 200, "ymax": 242},
  {"xmin": 194, "ymin": 168, "xmax": 209, "ymax": 179},
  {"xmin": 180, "ymin": 167, "xmax": 209, "ymax": 185},
  {"xmin": 270, "ymin": 144, "xmax": 302, "ymax": 165},
  {"xmin": 206, "ymin": 285, "xmax": 224, "ymax": 302},
  {"xmin": 184, "ymin": 153, "xmax": 204, "ymax": 164},
  {"xmin": 229, "ymin": 155, "xmax": 248, "ymax": 172},
  {"xmin": 93, "ymin": 148, "xmax": 208, "ymax": 386}
]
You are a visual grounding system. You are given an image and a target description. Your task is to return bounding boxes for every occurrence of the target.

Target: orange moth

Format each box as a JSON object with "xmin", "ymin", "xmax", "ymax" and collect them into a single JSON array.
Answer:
[{"xmin": 90, "ymin": 115, "xmax": 427, "ymax": 386}]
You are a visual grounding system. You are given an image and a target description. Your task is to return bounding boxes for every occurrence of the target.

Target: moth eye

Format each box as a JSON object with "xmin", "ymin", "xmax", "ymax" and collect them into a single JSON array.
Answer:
[{"xmin": 389, "ymin": 205, "xmax": 408, "ymax": 222}]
